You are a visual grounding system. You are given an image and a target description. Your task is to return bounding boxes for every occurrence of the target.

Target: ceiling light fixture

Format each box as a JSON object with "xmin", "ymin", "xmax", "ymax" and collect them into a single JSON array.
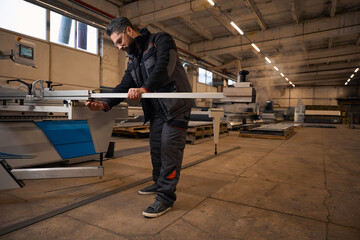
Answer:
[
  {"xmin": 355, "ymin": 68, "xmax": 359, "ymax": 73},
  {"xmin": 251, "ymin": 43, "xmax": 260, "ymax": 52},
  {"xmin": 207, "ymin": 0, "xmax": 215, "ymax": 6},
  {"xmin": 205, "ymin": 3, "xmax": 294, "ymax": 86},
  {"xmin": 230, "ymin": 21, "xmax": 244, "ymax": 35},
  {"xmin": 350, "ymin": 74, "xmax": 354, "ymax": 78}
]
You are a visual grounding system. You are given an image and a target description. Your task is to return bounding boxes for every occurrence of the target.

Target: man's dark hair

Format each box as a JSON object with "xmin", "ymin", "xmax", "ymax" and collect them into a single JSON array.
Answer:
[{"xmin": 106, "ymin": 17, "xmax": 135, "ymax": 36}]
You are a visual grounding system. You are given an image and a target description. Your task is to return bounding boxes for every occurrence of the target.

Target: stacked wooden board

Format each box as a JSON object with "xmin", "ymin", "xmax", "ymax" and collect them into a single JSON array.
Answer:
[
  {"xmin": 186, "ymin": 121, "xmax": 229, "ymax": 144},
  {"xmin": 239, "ymin": 123, "xmax": 296, "ymax": 140},
  {"xmin": 112, "ymin": 122, "xmax": 150, "ymax": 138}
]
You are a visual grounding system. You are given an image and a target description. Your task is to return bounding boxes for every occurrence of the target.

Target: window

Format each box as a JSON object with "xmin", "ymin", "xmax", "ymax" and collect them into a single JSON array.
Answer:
[
  {"xmin": 50, "ymin": 12, "xmax": 75, "ymax": 48},
  {"xmin": 0, "ymin": 1, "xmax": 98, "ymax": 54},
  {"xmin": 77, "ymin": 21, "xmax": 98, "ymax": 54},
  {"xmin": 0, "ymin": 0, "xmax": 46, "ymax": 40},
  {"xmin": 50, "ymin": 12, "xmax": 98, "ymax": 54},
  {"xmin": 198, "ymin": 68, "xmax": 213, "ymax": 86}
]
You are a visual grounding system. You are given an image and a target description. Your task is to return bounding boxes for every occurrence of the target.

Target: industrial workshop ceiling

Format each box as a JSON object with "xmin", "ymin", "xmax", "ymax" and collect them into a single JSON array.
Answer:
[{"xmin": 26, "ymin": 0, "xmax": 360, "ymax": 87}]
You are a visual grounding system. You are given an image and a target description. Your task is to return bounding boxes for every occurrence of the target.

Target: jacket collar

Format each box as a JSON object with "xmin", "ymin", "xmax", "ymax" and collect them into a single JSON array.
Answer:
[{"xmin": 126, "ymin": 28, "xmax": 151, "ymax": 58}]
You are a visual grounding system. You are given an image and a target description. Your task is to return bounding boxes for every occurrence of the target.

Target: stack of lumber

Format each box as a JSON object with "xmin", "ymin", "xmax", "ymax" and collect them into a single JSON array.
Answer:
[
  {"xmin": 186, "ymin": 121, "xmax": 228, "ymax": 144},
  {"xmin": 112, "ymin": 122, "xmax": 150, "ymax": 138}
]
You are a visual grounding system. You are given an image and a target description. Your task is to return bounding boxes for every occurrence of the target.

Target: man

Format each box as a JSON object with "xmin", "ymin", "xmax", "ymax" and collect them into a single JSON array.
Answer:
[{"xmin": 86, "ymin": 17, "xmax": 194, "ymax": 218}]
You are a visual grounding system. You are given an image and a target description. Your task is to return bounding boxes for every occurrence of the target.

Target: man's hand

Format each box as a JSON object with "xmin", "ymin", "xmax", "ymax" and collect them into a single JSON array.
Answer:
[
  {"xmin": 85, "ymin": 100, "xmax": 105, "ymax": 111},
  {"xmin": 127, "ymin": 88, "xmax": 147, "ymax": 100}
]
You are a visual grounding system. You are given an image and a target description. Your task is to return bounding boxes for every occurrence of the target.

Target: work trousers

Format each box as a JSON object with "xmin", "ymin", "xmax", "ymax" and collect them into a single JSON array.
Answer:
[{"xmin": 149, "ymin": 111, "xmax": 190, "ymax": 206}]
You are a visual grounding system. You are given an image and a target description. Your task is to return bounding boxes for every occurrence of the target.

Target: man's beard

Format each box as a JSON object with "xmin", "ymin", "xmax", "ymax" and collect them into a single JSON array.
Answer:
[{"xmin": 123, "ymin": 34, "xmax": 136, "ymax": 54}]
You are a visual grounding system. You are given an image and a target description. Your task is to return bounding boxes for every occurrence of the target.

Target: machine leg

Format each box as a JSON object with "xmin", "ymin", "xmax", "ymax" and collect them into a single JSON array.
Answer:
[
  {"xmin": 208, "ymin": 108, "xmax": 224, "ymax": 155},
  {"xmin": 0, "ymin": 160, "xmax": 24, "ymax": 190},
  {"xmin": 100, "ymin": 152, "xmax": 103, "ymax": 167}
]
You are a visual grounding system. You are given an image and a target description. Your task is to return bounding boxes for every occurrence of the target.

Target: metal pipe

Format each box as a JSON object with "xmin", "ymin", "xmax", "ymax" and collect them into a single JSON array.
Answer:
[{"xmin": 179, "ymin": 56, "xmax": 237, "ymax": 81}]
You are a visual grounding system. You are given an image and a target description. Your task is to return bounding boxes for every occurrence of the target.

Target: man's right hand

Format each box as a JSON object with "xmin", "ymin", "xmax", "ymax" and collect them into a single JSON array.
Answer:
[{"xmin": 85, "ymin": 100, "xmax": 105, "ymax": 111}]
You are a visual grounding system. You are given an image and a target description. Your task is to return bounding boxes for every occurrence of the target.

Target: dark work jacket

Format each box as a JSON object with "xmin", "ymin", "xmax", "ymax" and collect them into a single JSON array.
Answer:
[{"xmin": 102, "ymin": 28, "xmax": 195, "ymax": 123}]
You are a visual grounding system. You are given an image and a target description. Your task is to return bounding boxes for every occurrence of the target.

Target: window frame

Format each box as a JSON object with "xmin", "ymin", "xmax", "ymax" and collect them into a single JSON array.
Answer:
[
  {"xmin": 198, "ymin": 67, "xmax": 213, "ymax": 86},
  {"xmin": 0, "ymin": 0, "xmax": 99, "ymax": 56}
]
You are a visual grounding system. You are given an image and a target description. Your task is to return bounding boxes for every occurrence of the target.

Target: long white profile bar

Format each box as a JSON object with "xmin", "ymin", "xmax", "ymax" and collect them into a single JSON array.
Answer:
[
  {"xmin": 0, "ymin": 105, "xmax": 70, "ymax": 113},
  {"xmin": 91, "ymin": 92, "xmax": 225, "ymax": 99}
]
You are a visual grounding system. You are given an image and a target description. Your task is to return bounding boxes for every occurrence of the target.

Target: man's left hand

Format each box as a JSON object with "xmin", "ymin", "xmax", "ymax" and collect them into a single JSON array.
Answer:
[{"xmin": 127, "ymin": 88, "xmax": 147, "ymax": 100}]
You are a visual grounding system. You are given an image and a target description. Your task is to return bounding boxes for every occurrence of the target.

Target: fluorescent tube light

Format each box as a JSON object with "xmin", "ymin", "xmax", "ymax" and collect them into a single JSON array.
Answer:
[
  {"xmin": 265, "ymin": 57, "xmax": 271, "ymax": 63},
  {"xmin": 207, "ymin": 0, "xmax": 215, "ymax": 6},
  {"xmin": 251, "ymin": 43, "xmax": 260, "ymax": 52},
  {"xmin": 230, "ymin": 21, "xmax": 244, "ymax": 35}
]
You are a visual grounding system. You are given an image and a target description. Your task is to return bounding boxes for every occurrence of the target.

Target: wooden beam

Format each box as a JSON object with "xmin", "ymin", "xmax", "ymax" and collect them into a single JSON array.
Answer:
[
  {"xmin": 144, "ymin": 23, "xmax": 190, "ymax": 50},
  {"xmin": 189, "ymin": 12, "xmax": 360, "ymax": 56},
  {"xmin": 118, "ymin": 0, "xmax": 207, "ymax": 25},
  {"xmin": 178, "ymin": 15, "xmax": 214, "ymax": 40},
  {"xmin": 244, "ymin": 0, "xmax": 268, "ymax": 30},
  {"xmin": 207, "ymin": 7, "xmax": 238, "ymax": 36},
  {"xmin": 330, "ymin": 0, "xmax": 337, "ymax": 17},
  {"xmin": 289, "ymin": 0, "xmax": 300, "ymax": 24}
]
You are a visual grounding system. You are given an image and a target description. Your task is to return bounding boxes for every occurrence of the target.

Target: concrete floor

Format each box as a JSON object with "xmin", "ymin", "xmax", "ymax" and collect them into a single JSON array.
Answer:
[{"xmin": 0, "ymin": 125, "xmax": 359, "ymax": 239}]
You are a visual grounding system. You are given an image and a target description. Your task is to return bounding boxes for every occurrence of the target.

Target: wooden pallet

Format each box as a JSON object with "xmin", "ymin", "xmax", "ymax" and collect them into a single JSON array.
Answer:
[
  {"xmin": 112, "ymin": 124, "xmax": 150, "ymax": 138},
  {"xmin": 186, "ymin": 122, "xmax": 229, "ymax": 144},
  {"xmin": 112, "ymin": 121, "xmax": 230, "ymax": 142}
]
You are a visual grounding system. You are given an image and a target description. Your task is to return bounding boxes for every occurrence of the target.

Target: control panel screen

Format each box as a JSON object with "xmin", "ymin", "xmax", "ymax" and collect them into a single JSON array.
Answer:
[{"xmin": 19, "ymin": 44, "xmax": 34, "ymax": 60}]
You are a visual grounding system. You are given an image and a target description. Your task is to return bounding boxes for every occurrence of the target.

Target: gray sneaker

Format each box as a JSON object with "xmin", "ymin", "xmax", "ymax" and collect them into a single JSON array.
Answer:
[
  {"xmin": 138, "ymin": 183, "xmax": 158, "ymax": 195},
  {"xmin": 142, "ymin": 200, "xmax": 172, "ymax": 218}
]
